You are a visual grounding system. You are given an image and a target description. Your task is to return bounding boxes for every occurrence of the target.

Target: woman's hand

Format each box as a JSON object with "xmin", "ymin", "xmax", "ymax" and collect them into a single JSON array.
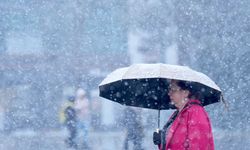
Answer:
[{"xmin": 153, "ymin": 130, "xmax": 162, "ymax": 145}]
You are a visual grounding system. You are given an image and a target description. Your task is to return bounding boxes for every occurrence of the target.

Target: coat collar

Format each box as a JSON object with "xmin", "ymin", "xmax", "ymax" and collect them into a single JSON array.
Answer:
[{"xmin": 185, "ymin": 99, "xmax": 201, "ymax": 108}]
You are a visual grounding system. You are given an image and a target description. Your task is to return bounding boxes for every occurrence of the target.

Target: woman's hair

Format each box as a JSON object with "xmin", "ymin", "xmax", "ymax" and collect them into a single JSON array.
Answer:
[{"xmin": 176, "ymin": 80, "xmax": 201, "ymax": 100}]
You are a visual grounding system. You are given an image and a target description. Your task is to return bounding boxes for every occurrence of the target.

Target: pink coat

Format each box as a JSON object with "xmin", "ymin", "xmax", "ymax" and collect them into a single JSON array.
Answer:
[{"xmin": 161, "ymin": 99, "xmax": 214, "ymax": 150}]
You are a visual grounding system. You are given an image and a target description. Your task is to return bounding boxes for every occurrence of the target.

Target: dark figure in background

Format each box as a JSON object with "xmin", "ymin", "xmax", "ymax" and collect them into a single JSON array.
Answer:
[
  {"xmin": 123, "ymin": 107, "xmax": 144, "ymax": 150},
  {"xmin": 64, "ymin": 96, "xmax": 78, "ymax": 149}
]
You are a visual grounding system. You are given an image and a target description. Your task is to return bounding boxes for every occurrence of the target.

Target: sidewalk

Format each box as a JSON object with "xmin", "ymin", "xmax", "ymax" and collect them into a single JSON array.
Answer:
[
  {"xmin": 0, "ymin": 128, "xmax": 250, "ymax": 150},
  {"xmin": 0, "ymin": 129, "xmax": 156, "ymax": 150}
]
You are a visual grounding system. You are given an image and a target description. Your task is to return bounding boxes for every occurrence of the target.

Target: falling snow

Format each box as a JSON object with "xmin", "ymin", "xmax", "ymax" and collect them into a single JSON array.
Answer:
[{"xmin": 0, "ymin": 0, "xmax": 249, "ymax": 150}]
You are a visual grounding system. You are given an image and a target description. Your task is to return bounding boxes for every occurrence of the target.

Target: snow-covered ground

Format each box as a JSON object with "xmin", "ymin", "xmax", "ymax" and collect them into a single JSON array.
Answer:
[{"xmin": 0, "ymin": 128, "xmax": 249, "ymax": 150}]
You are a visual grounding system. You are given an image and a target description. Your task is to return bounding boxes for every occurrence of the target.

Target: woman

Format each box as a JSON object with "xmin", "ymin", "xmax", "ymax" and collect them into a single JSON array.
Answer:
[{"xmin": 159, "ymin": 79, "xmax": 214, "ymax": 150}]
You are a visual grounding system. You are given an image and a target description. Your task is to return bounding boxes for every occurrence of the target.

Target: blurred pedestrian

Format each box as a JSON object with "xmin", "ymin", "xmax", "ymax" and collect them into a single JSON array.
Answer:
[
  {"xmin": 63, "ymin": 96, "xmax": 78, "ymax": 149},
  {"xmin": 123, "ymin": 107, "xmax": 144, "ymax": 150},
  {"xmin": 74, "ymin": 88, "xmax": 90, "ymax": 149},
  {"xmin": 89, "ymin": 91, "xmax": 102, "ymax": 130}
]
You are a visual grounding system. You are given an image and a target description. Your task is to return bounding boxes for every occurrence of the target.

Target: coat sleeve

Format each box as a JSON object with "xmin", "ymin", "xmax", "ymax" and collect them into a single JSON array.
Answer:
[{"xmin": 186, "ymin": 106, "xmax": 214, "ymax": 150}]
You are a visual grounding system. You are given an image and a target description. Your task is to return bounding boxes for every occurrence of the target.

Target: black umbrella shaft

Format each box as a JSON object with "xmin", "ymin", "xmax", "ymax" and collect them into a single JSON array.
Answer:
[{"xmin": 158, "ymin": 109, "xmax": 160, "ymax": 129}]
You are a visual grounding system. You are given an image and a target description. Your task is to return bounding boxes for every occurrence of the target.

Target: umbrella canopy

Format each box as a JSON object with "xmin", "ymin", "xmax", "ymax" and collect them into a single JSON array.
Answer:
[{"xmin": 99, "ymin": 63, "xmax": 222, "ymax": 110}]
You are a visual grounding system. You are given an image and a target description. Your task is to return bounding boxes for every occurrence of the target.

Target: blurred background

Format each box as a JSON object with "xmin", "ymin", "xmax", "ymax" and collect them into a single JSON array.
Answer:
[{"xmin": 0, "ymin": 0, "xmax": 249, "ymax": 150}]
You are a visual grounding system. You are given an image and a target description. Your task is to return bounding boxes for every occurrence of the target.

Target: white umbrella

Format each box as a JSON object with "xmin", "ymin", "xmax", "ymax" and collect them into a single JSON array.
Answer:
[
  {"xmin": 100, "ymin": 63, "xmax": 221, "ymax": 92},
  {"xmin": 99, "ymin": 63, "xmax": 223, "ymax": 127}
]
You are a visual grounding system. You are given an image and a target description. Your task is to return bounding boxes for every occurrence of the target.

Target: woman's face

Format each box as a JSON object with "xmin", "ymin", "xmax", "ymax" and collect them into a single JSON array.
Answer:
[{"xmin": 168, "ymin": 80, "xmax": 189, "ymax": 107}]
